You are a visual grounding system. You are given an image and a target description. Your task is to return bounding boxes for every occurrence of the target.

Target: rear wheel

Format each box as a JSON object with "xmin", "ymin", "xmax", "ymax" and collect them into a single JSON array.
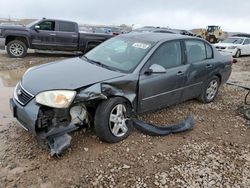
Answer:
[
  {"xmin": 94, "ymin": 97, "xmax": 132, "ymax": 143},
  {"xmin": 7, "ymin": 40, "xmax": 27, "ymax": 58},
  {"xmin": 198, "ymin": 76, "xmax": 220, "ymax": 103}
]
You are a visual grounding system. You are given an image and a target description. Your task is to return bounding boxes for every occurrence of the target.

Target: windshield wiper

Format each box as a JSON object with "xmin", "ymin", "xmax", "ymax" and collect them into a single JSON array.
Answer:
[{"xmin": 82, "ymin": 55, "xmax": 118, "ymax": 72}]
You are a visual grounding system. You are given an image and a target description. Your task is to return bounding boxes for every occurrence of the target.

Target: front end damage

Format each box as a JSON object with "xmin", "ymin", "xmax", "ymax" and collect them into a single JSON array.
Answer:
[
  {"xmin": 11, "ymin": 81, "xmax": 195, "ymax": 156},
  {"xmin": 36, "ymin": 104, "xmax": 88, "ymax": 155},
  {"xmin": 11, "ymin": 81, "xmax": 136, "ymax": 156},
  {"xmin": 11, "ymin": 98, "xmax": 90, "ymax": 155}
]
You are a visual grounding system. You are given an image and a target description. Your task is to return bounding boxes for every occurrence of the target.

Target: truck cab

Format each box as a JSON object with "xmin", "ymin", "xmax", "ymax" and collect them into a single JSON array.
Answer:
[{"xmin": 29, "ymin": 19, "xmax": 79, "ymax": 51}]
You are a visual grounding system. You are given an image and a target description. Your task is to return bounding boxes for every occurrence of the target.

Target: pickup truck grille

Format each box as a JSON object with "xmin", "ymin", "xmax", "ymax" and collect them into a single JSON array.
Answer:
[{"xmin": 14, "ymin": 83, "xmax": 34, "ymax": 106}]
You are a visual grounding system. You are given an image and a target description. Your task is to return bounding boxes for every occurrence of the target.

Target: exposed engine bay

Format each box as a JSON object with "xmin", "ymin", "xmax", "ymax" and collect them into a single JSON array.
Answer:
[{"xmin": 35, "ymin": 103, "xmax": 90, "ymax": 155}]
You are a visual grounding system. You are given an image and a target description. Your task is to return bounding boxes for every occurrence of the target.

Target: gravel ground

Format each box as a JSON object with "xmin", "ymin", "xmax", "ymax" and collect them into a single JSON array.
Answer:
[{"xmin": 0, "ymin": 51, "xmax": 249, "ymax": 187}]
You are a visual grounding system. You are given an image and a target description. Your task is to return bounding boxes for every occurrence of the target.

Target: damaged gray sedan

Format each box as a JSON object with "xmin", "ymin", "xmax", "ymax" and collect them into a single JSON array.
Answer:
[{"xmin": 10, "ymin": 33, "xmax": 232, "ymax": 154}]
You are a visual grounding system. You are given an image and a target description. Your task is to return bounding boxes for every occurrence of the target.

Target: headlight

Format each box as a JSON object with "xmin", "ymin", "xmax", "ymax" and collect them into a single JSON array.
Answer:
[
  {"xmin": 36, "ymin": 90, "xmax": 76, "ymax": 108},
  {"xmin": 227, "ymin": 46, "xmax": 237, "ymax": 49}
]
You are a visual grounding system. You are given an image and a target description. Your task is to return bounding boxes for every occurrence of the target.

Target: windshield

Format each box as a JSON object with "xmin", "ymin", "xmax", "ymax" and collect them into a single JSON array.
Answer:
[
  {"xmin": 26, "ymin": 20, "xmax": 40, "ymax": 28},
  {"xmin": 84, "ymin": 37, "xmax": 155, "ymax": 73},
  {"xmin": 222, "ymin": 38, "xmax": 244, "ymax": 44}
]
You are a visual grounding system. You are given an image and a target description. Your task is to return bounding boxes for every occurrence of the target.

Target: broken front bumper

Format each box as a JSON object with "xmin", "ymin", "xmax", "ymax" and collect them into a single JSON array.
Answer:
[
  {"xmin": 10, "ymin": 97, "xmax": 79, "ymax": 155},
  {"xmin": 10, "ymin": 98, "xmax": 39, "ymax": 135}
]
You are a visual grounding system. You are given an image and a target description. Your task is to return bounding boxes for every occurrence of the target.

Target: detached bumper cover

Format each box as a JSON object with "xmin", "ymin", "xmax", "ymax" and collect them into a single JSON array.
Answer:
[
  {"xmin": 0, "ymin": 37, "xmax": 5, "ymax": 50},
  {"xmin": 10, "ymin": 98, "xmax": 39, "ymax": 135},
  {"xmin": 133, "ymin": 115, "xmax": 194, "ymax": 136}
]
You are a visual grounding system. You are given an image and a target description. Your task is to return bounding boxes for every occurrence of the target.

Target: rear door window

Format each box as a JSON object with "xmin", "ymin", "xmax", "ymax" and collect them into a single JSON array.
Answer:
[
  {"xmin": 185, "ymin": 40, "xmax": 206, "ymax": 63},
  {"xmin": 59, "ymin": 21, "xmax": 76, "ymax": 32}
]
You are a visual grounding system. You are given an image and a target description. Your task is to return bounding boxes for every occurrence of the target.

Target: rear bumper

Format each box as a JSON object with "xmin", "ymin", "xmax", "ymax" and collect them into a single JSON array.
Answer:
[
  {"xmin": 0, "ymin": 37, "xmax": 5, "ymax": 50},
  {"xmin": 10, "ymin": 98, "xmax": 40, "ymax": 135},
  {"xmin": 221, "ymin": 66, "xmax": 232, "ymax": 85}
]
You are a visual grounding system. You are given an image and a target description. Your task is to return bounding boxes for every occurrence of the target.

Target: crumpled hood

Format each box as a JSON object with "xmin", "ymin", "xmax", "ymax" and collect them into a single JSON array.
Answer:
[{"xmin": 21, "ymin": 57, "xmax": 126, "ymax": 95}]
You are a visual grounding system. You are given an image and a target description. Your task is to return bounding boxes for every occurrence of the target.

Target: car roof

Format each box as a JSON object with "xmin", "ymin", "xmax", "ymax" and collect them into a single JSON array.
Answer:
[
  {"xmin": 121, "ymin": 32, "xmax": 195, "ymax": 43},
  {"xmin": 42, "ymin": 18, "xmax": 77, "ymax": 24}
]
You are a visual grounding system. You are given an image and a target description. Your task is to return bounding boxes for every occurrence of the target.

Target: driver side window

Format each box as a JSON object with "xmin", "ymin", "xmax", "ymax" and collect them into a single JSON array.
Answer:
[
  {"xmin": 150, "ymin": 41, "xmax": 182, "ymax": 69},
  {"xmin": 38, "ymin": 21, "xmax": 55, "ymax": 31}
]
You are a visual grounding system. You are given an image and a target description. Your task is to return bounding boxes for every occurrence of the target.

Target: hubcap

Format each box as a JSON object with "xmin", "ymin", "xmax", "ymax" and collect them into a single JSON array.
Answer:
[
  {"xmin": 9, "ymin": 43, "xmax": 24, "ymax": 56},
  {"xmin": 109, "ymin": 104, "xmax": 128, "ymax": 137},
  {"xmin": 206, "ymin": 80, "xmax": 218, "ymax": 100}
]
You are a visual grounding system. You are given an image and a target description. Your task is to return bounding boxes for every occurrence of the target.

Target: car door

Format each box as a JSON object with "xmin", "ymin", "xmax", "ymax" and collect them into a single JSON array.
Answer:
[
  {"xmin": 138, "ymin": 40, "xmax": 189, "ymax": 113},
  {"xmin": 30, "ymin": 20, "xmax": 57, "ymax": 50},
  {"xmin": 242, "ymin": 39, "xmax": 250, "ymax": 55},
  {"xmin": 181, "ymin": 40, "xmax": 214, "ymax": 101},
  {"xmin": 54, "ymin": 21, "xmax": 79, "ymax": 51}
]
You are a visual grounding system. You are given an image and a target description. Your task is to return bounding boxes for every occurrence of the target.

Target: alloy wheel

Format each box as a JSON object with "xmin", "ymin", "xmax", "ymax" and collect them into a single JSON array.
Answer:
[
  {"xmin": 9, "ymin": 43, "xmax": 24, "ymax": 57},
  {"xmin": 206, "ymin": 80, "xmax": 219, "ymax": 100},
  {"xmin": 109, "ymin": 104, "xmax": 128, "ymax": 137}
]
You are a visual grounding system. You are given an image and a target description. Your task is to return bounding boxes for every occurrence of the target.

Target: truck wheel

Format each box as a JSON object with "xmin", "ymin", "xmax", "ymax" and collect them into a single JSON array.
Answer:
[
  {"xmin": 198, "ymin": 76, "xmax": 220, "ymax": 103},
  {"xmin": 234, "ymin": 49, "xmax": 241, "ymax": 58},
  {"xmin": 7, "ymin": 40, "xmax": 27, "ymax": 58},
  {"xmin": 94, "ymin": 97, "xmax": 132, "ymax": 143},
  {"xmin": 208, "ymin": 36, "xmax": 217, "ymax": 43}
]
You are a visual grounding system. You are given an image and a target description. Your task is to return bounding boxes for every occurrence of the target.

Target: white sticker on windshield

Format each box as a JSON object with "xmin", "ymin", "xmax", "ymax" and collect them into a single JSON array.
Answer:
[{"xmin": 132, "ymin": 43, "xmax": 150, "ymax": 49}]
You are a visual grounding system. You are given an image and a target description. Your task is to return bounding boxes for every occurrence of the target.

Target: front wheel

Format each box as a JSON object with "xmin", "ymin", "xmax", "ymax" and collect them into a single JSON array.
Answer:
[
  {"xmin": 208, "ymin": 35, "xmax": 217, "ymax": 43},
  {"xmin": 234, "ymin": 49, "xmax": 241, "ymax": 58},
  {"xmin": 7, "ymin": 40, "xmax": 27, "ymax": 58},
  {"xmin": 198, "ymin": 76, "xmax": 220, "ymax": 103},
  {"xmin": 94, "ymin": 97, "xmax": 132, "ymax": 143}
]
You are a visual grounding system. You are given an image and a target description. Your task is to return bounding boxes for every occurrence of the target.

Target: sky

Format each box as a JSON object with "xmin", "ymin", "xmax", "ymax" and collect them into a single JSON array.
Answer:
[{"xmin": 0, "ymin": 0, "xmax": 249, "ymax": 32}]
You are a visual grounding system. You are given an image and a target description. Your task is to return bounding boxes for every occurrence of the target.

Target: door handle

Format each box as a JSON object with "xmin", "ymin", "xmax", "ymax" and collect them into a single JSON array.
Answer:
[
  {"xmin": 176, "ymin": 71, "xmax": 184, "ymax": 76},
  {"xmin": 206, "ymin": 64, "xmax": 213, "ymax": 68},
  {"xmin": 72, "ymin": 35, "xmax": 78, "ymax": 37},
  {"xmin": 49, "ymin": 33, "xmax": 56, "ymax": 36}
]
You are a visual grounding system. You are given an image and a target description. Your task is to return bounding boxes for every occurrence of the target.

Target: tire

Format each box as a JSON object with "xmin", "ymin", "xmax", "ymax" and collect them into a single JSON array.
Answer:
[
  {"xmin": 234, "ymin": 49, "xmax": 241, "ymax": 58},
  {"xmin": 208, "ymin": 35, "xmax": 217, "ymax": 43},
  {"xmin": 198, "ymin": 76, "xmax": 220, "ymax": 103},
  {"xmin": 7, "ymin": 40, "xmax": 27, "ymax": 58},
  {"xmin": 94, "ymin": 97, "xmax": 132, "ymax": 143}
]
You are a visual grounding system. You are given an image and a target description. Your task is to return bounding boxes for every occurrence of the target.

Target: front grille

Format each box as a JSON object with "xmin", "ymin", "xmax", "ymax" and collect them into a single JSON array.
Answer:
[
  {"xmin": 216, "ymin": 46, "xmax": 226, "ymax": 50},
  {"xmin": 14, "ymin": 83, "xmax": 34, "ymax": 106}
]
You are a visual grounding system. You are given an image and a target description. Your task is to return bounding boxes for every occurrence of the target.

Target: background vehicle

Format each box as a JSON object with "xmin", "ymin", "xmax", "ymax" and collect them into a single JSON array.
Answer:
[
  {"xmin": 10, "ymin": 33, "xmax": 233, "ymax": 146},
  {"xmin": 214, "ymin": 37, "xmax": 250, "ymax": 58},
  {"xmin": 132, "ymin": 26, "xmax": 195, "ymax": 36},
  {"xmin": 194, "ymin": 25, "xmax": 228, "ymax": 43},
  {"xmin": 131, "ymin": 26, "xmax": 177, "ymax": 34},
  {"xmin": 0, "ymin": 18, "xmax": 113, "ymax": 58}
]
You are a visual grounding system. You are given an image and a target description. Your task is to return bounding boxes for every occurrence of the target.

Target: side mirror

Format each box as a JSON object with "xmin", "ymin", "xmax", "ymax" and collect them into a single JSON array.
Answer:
[
  {"xmin": 145, "ymin": 64, "xmax": 166, "ymax": 75},
  {"xmin": 34, "ymin": 25, "xmax": 40, "ymax": 30}
]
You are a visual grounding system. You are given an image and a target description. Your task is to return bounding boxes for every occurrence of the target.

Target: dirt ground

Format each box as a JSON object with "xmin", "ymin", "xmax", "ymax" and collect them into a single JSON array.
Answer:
[{"xmin": 0, "ymin": 50, "xmax": 249, "ymax": 188}]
